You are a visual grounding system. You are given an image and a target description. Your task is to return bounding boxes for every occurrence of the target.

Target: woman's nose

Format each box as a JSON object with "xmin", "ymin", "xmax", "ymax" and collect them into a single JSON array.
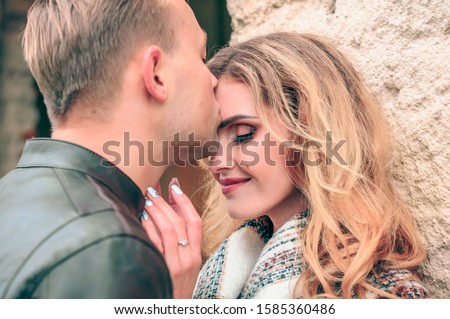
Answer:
[
  {"xmin": 210, "ymin": 72, "xmax": 218, "ymax": 90},
  {"xmin": 207, "ymin": 141, "xmax": 235, "ymax": 173}
]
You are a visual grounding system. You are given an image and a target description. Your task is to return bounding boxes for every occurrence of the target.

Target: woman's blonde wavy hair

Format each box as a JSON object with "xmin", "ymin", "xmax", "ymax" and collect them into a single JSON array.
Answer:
[{"xmin": 200, "ymin": 32, "xmax": 426, "ymax": 298}]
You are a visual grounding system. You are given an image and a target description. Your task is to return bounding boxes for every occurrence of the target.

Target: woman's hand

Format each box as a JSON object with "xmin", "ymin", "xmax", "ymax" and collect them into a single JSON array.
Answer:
[{"xmin": 140, "ymin": 178, "xmax": 202, "ymax": 299}]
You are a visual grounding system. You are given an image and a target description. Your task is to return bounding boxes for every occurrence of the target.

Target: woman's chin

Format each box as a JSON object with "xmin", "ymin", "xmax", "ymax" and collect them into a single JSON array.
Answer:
[{"xmin": 227, "ymin": 206, "xmax": 258, "ymax": 222}]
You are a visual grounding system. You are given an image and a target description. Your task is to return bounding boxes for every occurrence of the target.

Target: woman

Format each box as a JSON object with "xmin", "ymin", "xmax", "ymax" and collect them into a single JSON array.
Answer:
[{"xmin": 142, "ymin": 32, "xmax": 428, "ymax": 298}]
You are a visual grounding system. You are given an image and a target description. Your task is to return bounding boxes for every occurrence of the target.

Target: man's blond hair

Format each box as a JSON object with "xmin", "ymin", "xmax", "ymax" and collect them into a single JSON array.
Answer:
[{"xmin": 23, "ymin": 0, "xmax": 175, "ymax": 126}]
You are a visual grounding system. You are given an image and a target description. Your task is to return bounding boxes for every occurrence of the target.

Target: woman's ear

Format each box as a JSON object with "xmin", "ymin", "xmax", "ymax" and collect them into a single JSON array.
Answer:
[{"xmin": 142, "ymin": 46, "xmax": 168, "ymax": 102}]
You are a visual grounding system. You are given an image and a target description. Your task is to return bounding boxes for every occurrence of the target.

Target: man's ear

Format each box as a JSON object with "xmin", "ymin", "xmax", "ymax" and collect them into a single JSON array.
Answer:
[{"xmin": 142, "ymin": 46, "xmax": 168, "ymax": 102}]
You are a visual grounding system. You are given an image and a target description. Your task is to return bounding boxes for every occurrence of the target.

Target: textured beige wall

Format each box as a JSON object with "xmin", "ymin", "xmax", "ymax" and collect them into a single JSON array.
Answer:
[{"xmin": 227, "ymin": 0, "xmax": 450, "ymax": 297}]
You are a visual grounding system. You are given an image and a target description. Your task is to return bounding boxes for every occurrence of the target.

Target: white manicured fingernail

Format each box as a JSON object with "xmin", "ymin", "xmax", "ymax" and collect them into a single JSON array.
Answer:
[
  {"xmin": 171, "ymin": 184, "xmax": 183, "ymax": 195},
  {"xmin": 171, "ymin": 177, "xmax": 180, "ymax": 187},
  {"xmin": 145, "ymin": 199, "xmax": 154, "ymax": 207},
  {"xmin": 140, "ymin": 211, "xmax": 149, "ymax": 221},
  {"xmin": 147, "ymin": 187, "xmax": 159, "ymax": 198}
]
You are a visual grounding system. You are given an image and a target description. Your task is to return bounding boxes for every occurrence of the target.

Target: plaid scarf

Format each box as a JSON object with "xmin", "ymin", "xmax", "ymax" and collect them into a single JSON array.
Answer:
[
  {"xmin": 193, "ymin": 211, "xmax": 309, "ymax": 299},
  {"xmin": 193, "ymin": 210, "xmax": 429, "ymax": 299}
]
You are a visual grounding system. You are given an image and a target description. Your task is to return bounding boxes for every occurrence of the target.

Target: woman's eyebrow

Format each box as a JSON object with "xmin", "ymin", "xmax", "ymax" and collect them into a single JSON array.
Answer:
[{"xmin": 218, "ymin": 115, "xmax": 258, "ymax": 129}]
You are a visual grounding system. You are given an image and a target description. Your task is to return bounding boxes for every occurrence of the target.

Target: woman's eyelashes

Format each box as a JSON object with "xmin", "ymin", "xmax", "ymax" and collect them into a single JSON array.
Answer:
[{"xmin": 232, "ymin": 124, "xmax": 256, "ymax": 143}]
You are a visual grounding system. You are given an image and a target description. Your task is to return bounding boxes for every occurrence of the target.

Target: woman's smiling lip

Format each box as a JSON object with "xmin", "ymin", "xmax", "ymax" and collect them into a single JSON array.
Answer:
[{"xmin": 220, "ymin": 177, "xmax": 251, "ymax": 195}]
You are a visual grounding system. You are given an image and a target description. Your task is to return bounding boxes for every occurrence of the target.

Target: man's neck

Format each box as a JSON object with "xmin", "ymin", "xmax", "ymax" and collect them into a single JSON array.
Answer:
[{"xmin": 52, "ymin": 127, "xmax": 168, "ymax": 194}]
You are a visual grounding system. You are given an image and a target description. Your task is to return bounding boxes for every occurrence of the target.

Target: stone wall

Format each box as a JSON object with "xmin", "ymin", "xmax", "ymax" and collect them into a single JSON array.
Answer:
[{"xmin": 227, "ymin": 0, "xmax": 450, "ymax": 297}]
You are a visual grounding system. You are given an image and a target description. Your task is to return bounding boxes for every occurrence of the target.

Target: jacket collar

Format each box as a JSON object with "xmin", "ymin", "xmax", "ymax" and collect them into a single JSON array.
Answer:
[{"xmin": 16, "ymin": 138, "xmax": 145, "ymax": 217}]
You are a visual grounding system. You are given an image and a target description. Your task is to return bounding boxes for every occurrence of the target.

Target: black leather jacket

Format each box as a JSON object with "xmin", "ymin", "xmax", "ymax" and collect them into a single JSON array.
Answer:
[{"xmin": 0, "ymin": 139, "xmax": 172, "ymax": 298}]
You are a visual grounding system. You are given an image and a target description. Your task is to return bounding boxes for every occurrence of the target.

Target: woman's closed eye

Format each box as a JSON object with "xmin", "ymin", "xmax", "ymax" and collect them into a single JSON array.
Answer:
[{"xmin": 233, "ymin": 124, "xmax": 256, "ymax": 143}]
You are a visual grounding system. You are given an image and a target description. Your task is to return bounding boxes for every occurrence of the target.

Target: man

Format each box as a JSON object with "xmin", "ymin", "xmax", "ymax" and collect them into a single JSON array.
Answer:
[{"xmin": 0, "ymin": 0, "xmax": 219, "ymax": 298}]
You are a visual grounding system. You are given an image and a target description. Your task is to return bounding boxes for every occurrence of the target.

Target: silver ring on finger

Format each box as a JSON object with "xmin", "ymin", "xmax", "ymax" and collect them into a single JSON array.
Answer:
[{"xmin": 178, "ymin": 239, "xmax": 189, "ymax": 247}]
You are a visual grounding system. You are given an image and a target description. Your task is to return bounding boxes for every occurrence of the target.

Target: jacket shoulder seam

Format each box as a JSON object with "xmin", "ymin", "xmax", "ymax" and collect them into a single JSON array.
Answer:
[
  {"xmin": 26, "ymin": 234, "xmax": 165, "ymax": 298},
  {"xmin": 2, "ymin": 209, "xmax": 113, "ymax": 298},
  {"xmin": 53, "ymin": 168, "xmax": 83, "ymax": 213}
]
